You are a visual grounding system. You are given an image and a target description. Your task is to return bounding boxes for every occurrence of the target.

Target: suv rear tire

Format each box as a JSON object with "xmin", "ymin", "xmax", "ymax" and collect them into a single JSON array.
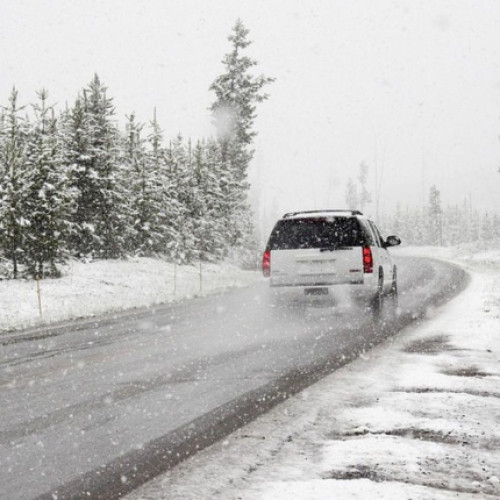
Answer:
[
  {"xmin": 371, "ymin": 271, "xmax": 385, "ymax": 319},
  {"xmin": 389, "ymin": 265, "xmax": 398, "ymax": 310}
]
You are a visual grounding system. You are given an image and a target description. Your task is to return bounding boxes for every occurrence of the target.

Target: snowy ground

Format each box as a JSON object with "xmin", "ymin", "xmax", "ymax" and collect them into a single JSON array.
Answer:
[
  {"xmin": 0, "ymin": 257, "xmax": 259, "ymax": 332},
  {"xmin": 124, "ymin": 244, "xmax": 500, "ymax": 500},
  {"xmin": 2, "ymin": 245, "xmax": 499, "ymax": 499}
]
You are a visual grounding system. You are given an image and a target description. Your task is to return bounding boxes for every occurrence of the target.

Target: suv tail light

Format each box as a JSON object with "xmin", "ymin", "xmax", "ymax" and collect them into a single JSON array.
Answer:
[
  {"xmin": 262, "ymin": 250, "xmax": 271, "ymax": 277},
  {"xmin": 363, "ymin": 246, "xmax": 373, "ymax": 273}
]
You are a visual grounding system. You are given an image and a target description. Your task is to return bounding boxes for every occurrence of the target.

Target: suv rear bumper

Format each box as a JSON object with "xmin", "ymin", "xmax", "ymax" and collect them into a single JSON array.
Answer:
[{"xmin": 269, "ymin": 280, "xmax": 378, "ymax": 304}]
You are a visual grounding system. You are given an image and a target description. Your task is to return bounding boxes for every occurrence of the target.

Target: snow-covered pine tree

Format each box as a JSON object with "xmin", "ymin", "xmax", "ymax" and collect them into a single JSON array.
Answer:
[
  {"xmin": 412, "ymin": 207, "xmax": 425, "ymax": 245},
  {"xmin": 184, "ymin": 138, "xmax": 203, "ymax": 261},
  {"xmin": 62, "ymin": 94, "xmax": 95, "ymax": 257},
  {"xmin": 164, "ymin": 135, "xmax": 197, "ymax": 264},
  {"xmin": 493, "ymin": 213, "xmax": 500, "ymax": 239},
  {"xmin": 146, "ymin": 112, "xmax": 180, "ymax": 256},
  {"xmin": 480, "ymin": 212, "xmax": 491, "ymax": 243},
  {"xmin": 217, "ymin": 138, "xmax": 253, "ymax": 250},
  {"xmin": 446, "ymin": 205, "xmax": 461, "ymax": 246},
  {"xmin": 201, "ymin": 138, "xmax": 231, "ymax": 259},
  {"xmin": 82, "ymin": 75, "xmax": 128, "ymax": 258},
  {"xmin": 0, "ymin": 107, "xmax": 5, "ymax": 273},
  {"xmin": 189, "ymin": 140, "xmax": 207, "ymax": 260},
  {"xmin": 188, "ymin": 139, "xmax": 228, "ymax": 261},
  {"xmin": 209, "ymin": 19, "xmax": 273, "ymax": 250},
  {"xmin": 469, "ymin": 209, "xmax": 480, "ymax": 243},
  {"xmin": 65, "ymin": 75, "xmax": 127, "ymax": 259},
  {"xmin": 0, "ymin": 88, "xmax": 29, "ymax": 278},
  {"xmin": 392, "ymin": 202, "xmax": 403, "ymax": 237},
  {"xmin": 345, "ymin": 178, "xmax": 358, "ymax": 210},
  {"xmin": 123, "ymin": 113, "xmax": 153, "ymax": 254},
  {"xmin": 427, "ymin": 185, "xmax": 442, "ymax": 245},
  {"xmin": 358, "ymin": 162, "xmax": 372, "ymax": 213},
  {"xmin": 460, "ymin": 198, "xmax": 472, "ymax": 244},
  {"xmin": 23, "ymin": 90, "xmax": 72, "ymax": 277}
]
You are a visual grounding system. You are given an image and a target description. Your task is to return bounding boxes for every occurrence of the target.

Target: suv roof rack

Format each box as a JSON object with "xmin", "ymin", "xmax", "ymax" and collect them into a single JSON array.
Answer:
[{"xmin": 282, "ymin": 209, "xmax": 363, "ymax": 219}]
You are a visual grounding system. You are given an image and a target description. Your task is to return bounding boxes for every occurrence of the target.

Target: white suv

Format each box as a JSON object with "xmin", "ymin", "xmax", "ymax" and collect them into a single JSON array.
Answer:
[{"xmin": 262, "ymin": 210, "xmax": 401, "ymax": 315}]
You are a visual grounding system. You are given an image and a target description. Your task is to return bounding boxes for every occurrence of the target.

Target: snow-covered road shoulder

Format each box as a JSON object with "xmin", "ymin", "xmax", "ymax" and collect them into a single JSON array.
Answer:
[
  {"xmin": 126, "ymin": 246, "xmax": 500, "ymax": 500},
  {"xmin": 0, "ymin": 258, "xmax": 259, "ymax": 333}
]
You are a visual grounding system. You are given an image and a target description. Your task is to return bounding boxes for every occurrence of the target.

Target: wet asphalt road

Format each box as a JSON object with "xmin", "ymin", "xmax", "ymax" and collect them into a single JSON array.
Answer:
[{"xmin": 0, "ymin": 257, "xmax": 468, "ymax": 500}]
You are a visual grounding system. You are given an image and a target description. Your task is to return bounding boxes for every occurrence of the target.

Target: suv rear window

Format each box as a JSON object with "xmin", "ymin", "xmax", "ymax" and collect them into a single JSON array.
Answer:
[{"xmin": 267, "ymin": 217, "xmax": 368, "ymax": 250}]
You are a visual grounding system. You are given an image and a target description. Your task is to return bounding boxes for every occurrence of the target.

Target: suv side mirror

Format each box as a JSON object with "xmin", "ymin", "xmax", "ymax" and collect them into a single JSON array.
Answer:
[{"xmin": 384, "ymin": 235, "xmax": 401, "ymax": 248}]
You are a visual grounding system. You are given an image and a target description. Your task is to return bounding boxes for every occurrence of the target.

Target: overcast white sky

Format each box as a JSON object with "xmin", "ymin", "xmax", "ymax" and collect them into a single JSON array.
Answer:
[{"xmin": 2, "ymin": 0, "xmax": 500, "ymax": 234}]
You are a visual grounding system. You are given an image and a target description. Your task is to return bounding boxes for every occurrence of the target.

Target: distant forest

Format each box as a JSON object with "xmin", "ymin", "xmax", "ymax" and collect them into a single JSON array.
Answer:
[
  {"xmin": 0, "ymin": 20, "xmax": 273, "ymax": 279},
  {"xmin": 381, "ymin": 188, "xmax": 500, "ymax": 247},
  {"xmin": 346, "ymin": 165, "xmax": 500, "ymax": 247}
]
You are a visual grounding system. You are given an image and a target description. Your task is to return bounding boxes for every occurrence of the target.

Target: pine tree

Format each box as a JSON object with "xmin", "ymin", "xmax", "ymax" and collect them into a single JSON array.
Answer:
[
  {"xmin": 428, "ymin": 185, "xmax": 443, "ymax": 245},
  {"xmin": 62, "ymin": 94, "xmax": 94, "ymax": 256},
  {"xmin": 480, "ymin": 212, "xmax": 491, "ymax": 242},
  {"xmin": 123, "ymin": 113, "xmax": 149, "ymax": 254},
  {"xmin": 0, "ymin": 88, "xmax": 28, "ymax": 278},
  {"xmin": 392, "ymin": 202, "xmax": 403, "ymax": 237},
  {"xmin": 209, "ymin": 20, "xmax": 273, "ymax": 171},
  {"xmin": 189, "ymin": 139, "xmax": 229, "ymax": 261},
  {"xmin": 202, "ymin": 138, "xmax": 230, "ymax": 259},
  {"xmin": 412, "ymin": 207, "xmax": 425, "ymax": 245},
  {"xmin": 358, "ymin": 162, "xmax": 372, "ymax": 212},
  {"xmin": 0, "ymin": 107, "xmax": 5, "ymax": 274},
  {"xmin": 469, "ymin": 210, "xmax": 480, "ymax": 243},
  {"xmin": 146, "ymin": 112, "xmax": 180, "ymax": 256},
  {"xmin": 447, "ymin": 205, "xmax": 461, "ymax": 246},
  {"xmin": 345, "ymin": 178, "xmax": 358, "ymax": 210},
  {"xmin": 493, "ymin": 213, "xmax": 500, "ymax": 239},
  {"xmin": 209, "ymin": 19, "xmax": 274, "ymax": 249},
  {"xmin": 83, "ymin": 75, "xmax": 127, "ymax": 258},
  {"xmin": 23, "ymin": 90, "xmax": 72, "ymax": 277},
  {"xmin": 65, "ymin": 75, "xmax": 127, "ymax": 259},
  {"xmin": 164, "ymin": 135, "xmax": 197, "ymax": 264}
]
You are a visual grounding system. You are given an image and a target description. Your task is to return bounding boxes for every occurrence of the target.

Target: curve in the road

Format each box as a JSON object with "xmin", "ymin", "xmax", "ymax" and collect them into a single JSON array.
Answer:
[{"xmin": 2, "ymin": 257, "xmax": 469, "ymax": 500}]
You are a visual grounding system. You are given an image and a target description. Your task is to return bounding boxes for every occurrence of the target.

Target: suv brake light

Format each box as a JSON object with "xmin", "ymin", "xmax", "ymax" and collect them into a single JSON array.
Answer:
[
  {"xmin": 363, "ymin": 246, "xmax": 373, "ymax": 273},
  {"xmin": 262, "ymin": 250, "xmax": 271, "ymax": 277}
]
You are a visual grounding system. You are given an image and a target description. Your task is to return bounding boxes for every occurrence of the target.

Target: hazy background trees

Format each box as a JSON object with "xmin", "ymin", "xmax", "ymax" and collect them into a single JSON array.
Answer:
[
  {"xmin": 379, "ymin": 186, "xmax": 500, "ymax": 246},
  {"xmin": 343, "ymin": 163, "xmax": 499, "ymax": 247}
]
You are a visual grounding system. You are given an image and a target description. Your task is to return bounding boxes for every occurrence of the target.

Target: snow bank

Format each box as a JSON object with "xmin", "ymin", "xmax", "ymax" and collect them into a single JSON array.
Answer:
[
  {"xmin": 394, "ymin": 240, "xmax": 500, "ymax": 267},
  {"xmin": 0, "ymin": 258, "xmax": 259, "ymax": 332}
]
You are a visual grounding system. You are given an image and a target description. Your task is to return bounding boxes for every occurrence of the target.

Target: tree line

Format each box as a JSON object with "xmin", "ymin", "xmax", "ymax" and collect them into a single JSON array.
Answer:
[
  {"xmin": 380, "ymin": 185, "xmax": 500, "ymax": 246},
  {"xmin": 0, "ymin": 20, "xmax": 273, "ymax": 279},
  {"xmin": 345, "ymin": 168, "xmax": 500, "ymax": 246}
]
